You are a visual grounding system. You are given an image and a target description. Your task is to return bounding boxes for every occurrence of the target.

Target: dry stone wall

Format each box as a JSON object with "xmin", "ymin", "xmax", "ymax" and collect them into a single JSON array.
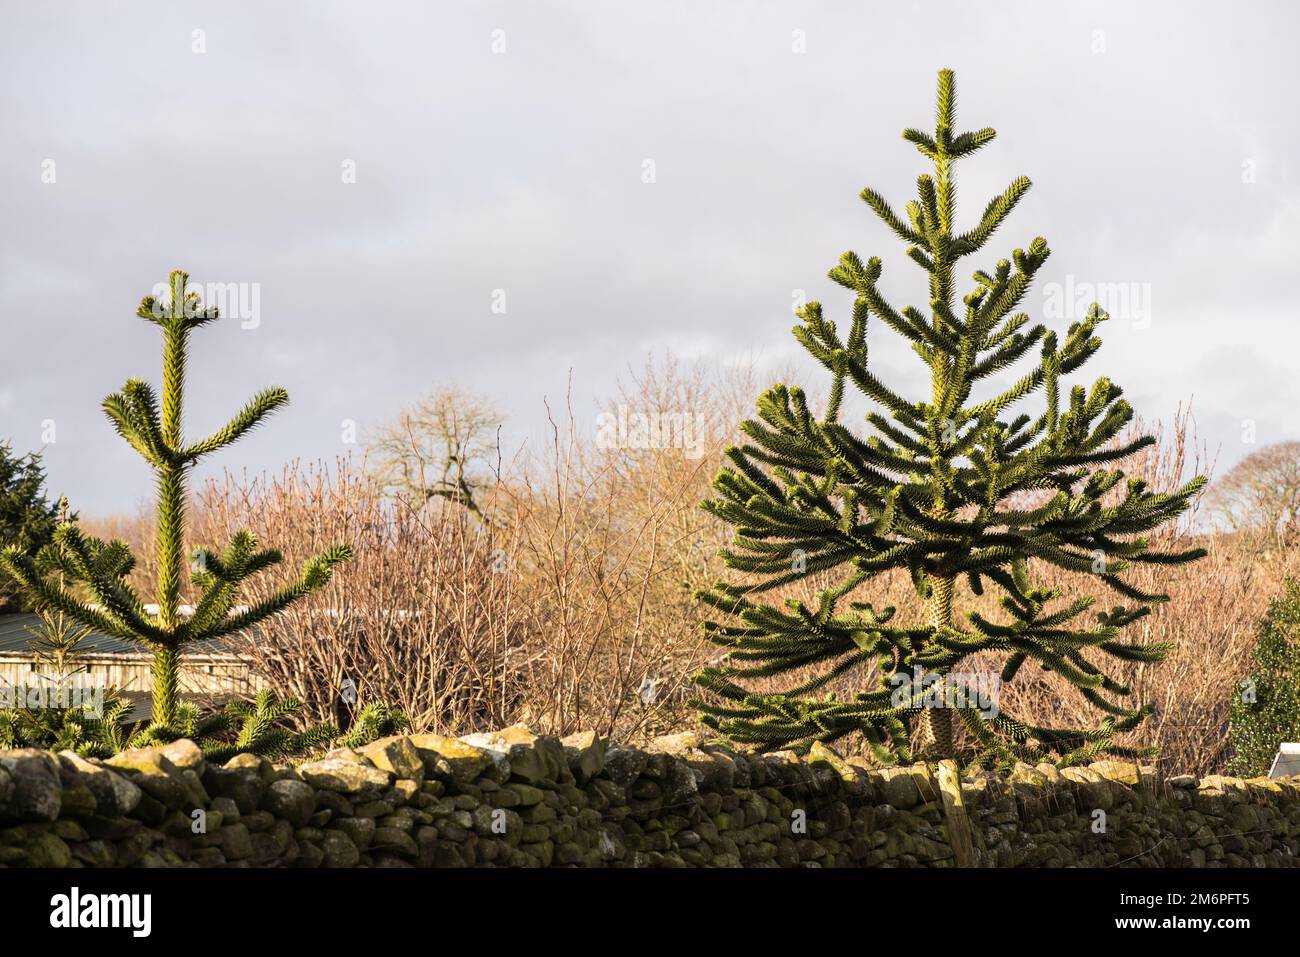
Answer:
[{"xmin": 1, "ymin": 726, "xmax": 1298, "ymax": 867}]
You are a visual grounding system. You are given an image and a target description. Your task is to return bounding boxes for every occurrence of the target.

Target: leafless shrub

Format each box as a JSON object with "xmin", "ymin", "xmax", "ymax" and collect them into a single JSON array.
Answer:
[
  {"xmin": 190, "ymin": 460, "xmax": 523, "ymax": 733},
  {"xmin": 166, "ymin": 358, "xmax": 750, "ymax": 742},
  {"xmin": 76, "ymin": 367, "xmax": 1297, "ymax": 774}
]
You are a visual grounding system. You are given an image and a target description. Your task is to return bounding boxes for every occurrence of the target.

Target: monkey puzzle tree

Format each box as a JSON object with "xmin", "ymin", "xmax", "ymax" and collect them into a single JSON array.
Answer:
[
  {"xmin": 0, "ymin": 270, "xmax": 351, "ymax": 729},
  {"xmin": 692, "ymin": 71, "xmax": 1206, "ymax": 767}
]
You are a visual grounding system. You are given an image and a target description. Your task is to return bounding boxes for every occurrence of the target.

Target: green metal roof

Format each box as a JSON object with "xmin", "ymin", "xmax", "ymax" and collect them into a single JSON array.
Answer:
[{"xmin": 0, "ymin": 613, "xmax": 240, "ymax": 656}]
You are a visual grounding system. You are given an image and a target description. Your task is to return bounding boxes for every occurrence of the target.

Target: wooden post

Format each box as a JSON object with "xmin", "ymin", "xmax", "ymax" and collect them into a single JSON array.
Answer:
[{"xmin": 937, "ymin": 759, "xmax": 976, "ymax": 867}]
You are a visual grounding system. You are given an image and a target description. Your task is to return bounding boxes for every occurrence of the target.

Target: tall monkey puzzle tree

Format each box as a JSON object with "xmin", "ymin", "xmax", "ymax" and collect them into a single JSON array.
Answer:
[
  {"xmin": 692, "ymin": 71, "xmax": 1206, "ymax": 767},
  {"xmin": 0, "ymin": 270, "xmax": 351, "ymax": 729}
]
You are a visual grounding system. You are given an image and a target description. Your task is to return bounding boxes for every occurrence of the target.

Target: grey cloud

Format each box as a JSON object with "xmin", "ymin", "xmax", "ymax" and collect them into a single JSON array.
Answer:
[{"xmin": 1, "ymin": 0, "xmax": 1296, "ymax": 512}]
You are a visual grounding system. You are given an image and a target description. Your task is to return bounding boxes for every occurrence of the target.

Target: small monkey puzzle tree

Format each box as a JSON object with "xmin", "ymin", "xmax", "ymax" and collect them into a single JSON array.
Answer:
[
  {"xmin": 0, "ymin": 270, "xmax": 351, "ymax": 729},
  {"xmin": 692, "ymin": 71, "xmax": 1205, "ymax": 767}
]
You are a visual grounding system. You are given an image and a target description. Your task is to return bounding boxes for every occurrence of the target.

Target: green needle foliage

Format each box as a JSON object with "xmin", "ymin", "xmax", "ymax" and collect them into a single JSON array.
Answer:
[
  {"xmin": 0, "ymin": 442, "xmax": 63, "ymax": 613},
  {"xmin": 1, "ymin": 689, "xmax": 404, "ymax": 762},
  {"xmin": 1228, "ymin": 580, "xmax": 1300, "ymax": 777},
  {"xmin": 692, "ymin": 71, "xmax": 1206, "ymax": 768},
  {"xmin": 0, "ymin": 270, "xmax": 352, "ymax": 730},
  {"xmin": 188, "ymin": 690, "xmax": 339, "ymax": 764},
  {"xmin": 0, "ymin": 693, "xmax": 135, "ymax": 758},
  {"xmin": 336, "ymin": 700, "xmax": 410, "ymax": 750}
]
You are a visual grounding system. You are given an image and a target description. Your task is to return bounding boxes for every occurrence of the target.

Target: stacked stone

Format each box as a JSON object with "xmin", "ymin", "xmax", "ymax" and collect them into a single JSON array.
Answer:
[
  {"xmin": 963, "ymin": 760, "xmax": 1300, "ymax": 868},
  {"xmin": 1, "ymin": 728, "xmax": 1299, "ymax": 867}
]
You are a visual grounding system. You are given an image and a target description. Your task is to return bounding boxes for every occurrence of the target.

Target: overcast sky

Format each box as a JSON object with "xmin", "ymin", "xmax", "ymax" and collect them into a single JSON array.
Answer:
[{"xmin": 2, "ymin": 0, "xmax": 1297, "ymax": 515}]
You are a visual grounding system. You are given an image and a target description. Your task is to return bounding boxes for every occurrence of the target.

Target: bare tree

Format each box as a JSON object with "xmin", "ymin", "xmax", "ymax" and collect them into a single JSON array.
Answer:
[
  {"xmin": 1207, "ymin": 441, "xmax": 1300, "ymax": 545},
  {"xmin": 369, "ymin": 386, "xmax": 502, "ymax": 520}
]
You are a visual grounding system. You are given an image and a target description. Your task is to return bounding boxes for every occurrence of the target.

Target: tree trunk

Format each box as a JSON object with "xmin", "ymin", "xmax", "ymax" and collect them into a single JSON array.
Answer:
[
  {"xmin": 917, "ymin": 574, "xmax": 955, "ymax": 759},
  {"xmin": 152, "ymin": 643, "xmax": 180, "ymax": 728}
]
